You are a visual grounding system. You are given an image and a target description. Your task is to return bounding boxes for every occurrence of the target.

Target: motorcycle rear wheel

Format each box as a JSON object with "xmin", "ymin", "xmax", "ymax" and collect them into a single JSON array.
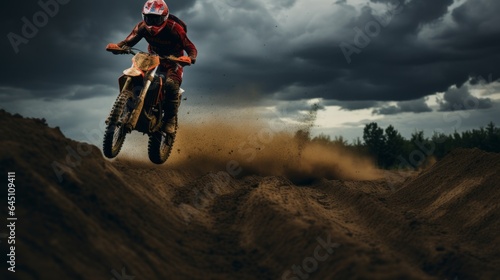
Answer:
[
  {"xmin": 103, "ymin": 91, "xmax": 133, "ymax": 158},
  {"xmin": 148, "ymin": 117, "xmax": 177, "ymax": 164}
]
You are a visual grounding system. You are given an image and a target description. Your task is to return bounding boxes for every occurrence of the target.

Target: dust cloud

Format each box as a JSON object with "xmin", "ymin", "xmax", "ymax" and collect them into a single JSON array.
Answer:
[{"xmin": 165, "ymin": 107, "xmax": 382, "ymax": 184}]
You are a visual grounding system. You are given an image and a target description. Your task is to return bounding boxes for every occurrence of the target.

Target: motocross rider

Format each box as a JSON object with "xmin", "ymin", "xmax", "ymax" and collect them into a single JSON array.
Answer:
[{"xmin": 107, "ymin": 0, "xmax": 197, "ymax": 134}]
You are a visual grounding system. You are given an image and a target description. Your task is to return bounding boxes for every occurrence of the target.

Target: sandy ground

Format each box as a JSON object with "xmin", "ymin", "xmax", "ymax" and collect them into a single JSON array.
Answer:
[{"xmin": 0, "ymin": 110, "xmax": 499, "ymax": 280}]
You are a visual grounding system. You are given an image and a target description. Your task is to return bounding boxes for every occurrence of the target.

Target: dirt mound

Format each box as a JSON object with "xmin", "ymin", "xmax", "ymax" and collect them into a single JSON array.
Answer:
[
  {"xmin": 0, "ymin": 110, "xmax": 197, "ymax": 279},
  {"xmin": 390, "ymin": 148, "xmax": 500, "ymax": 278},
  {"xmin": 1, "ymin": 110, "xmax": 499, "ymax": 280}
]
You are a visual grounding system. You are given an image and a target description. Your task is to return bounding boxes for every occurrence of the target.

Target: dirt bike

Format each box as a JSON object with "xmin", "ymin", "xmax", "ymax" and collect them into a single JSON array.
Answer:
[{"xmin": 103, "ymin": 44, "xmax": 191, "ymax": 164}]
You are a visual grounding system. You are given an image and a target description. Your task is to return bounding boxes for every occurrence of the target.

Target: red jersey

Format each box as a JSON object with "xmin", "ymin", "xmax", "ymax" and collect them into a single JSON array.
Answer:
[{"xmin": 118, "ymin": 18, "xmax": 197, "ymax": 60}]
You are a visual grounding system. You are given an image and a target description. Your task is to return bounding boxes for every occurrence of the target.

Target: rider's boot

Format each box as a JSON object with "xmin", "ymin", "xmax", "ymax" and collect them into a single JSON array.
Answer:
[
  {"xmin": 162, "ymin": 99, "xmax": 179, "ymax": 134},
  {"xmin": 161, "ymin": 77, "xmax": 181, "ymax": 134}
]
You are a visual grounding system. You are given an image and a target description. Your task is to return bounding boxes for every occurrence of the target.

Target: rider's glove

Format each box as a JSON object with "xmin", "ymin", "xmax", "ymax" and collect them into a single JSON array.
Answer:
[
  {"xmin": 189, "ymin": 56, "xmax": 196, "ymax": 65},
  {"xmin": 106, "ymin": 43, "xmax": 128, "ymax": 55},
  {"xmin": 121, "ymin": 46, "xmax": 131, "ymax": 54}
]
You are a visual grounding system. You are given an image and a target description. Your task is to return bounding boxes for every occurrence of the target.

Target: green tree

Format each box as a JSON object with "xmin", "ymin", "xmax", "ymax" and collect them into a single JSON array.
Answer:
[
  {"xmin": 363, "ymin": 122, "xmax": 386, "ymax": 167},
  {"xmin": 332, "ymin": 135, "xmax": 348, "ymax": 147},
  {"xmin": 384, "ymin": 125, "xmax": 406, "ymax": 167},
  {"xmin": 485, "ymin": 122, "xmax": 500, "ymax": 152}
]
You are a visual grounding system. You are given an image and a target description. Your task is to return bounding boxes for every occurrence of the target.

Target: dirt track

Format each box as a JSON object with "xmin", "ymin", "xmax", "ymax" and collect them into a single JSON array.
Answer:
[{"xmin": 0, "ymin": 110, "xmax": 499, "ymax": 280}]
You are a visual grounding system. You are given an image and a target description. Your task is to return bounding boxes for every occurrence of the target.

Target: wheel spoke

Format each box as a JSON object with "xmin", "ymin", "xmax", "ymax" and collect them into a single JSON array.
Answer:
[{"xmin": 113, "ymin": 126, "xmax": 123, "ymax": 147}]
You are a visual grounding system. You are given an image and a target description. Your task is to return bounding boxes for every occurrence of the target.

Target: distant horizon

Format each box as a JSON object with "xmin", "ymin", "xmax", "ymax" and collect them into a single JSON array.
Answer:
[{"xmin": 1, "ymin": 104, "xmax": 498, "ymax": 149}]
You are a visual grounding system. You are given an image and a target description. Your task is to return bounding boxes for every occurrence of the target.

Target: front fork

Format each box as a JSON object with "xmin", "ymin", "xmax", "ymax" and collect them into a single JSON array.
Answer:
[
  {"xmin": 106, "ymin": 67, "xmax": 161, "ymax": 131},
  {"xmin": 128, "ymin": 68, "xmax": 157, "ymax": 130}
]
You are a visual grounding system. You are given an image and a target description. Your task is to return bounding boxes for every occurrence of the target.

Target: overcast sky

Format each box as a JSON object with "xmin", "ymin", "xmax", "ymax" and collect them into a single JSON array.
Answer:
[{"xmin": 1, "ymin": 0, "xmax": 499, "ymax": 144}]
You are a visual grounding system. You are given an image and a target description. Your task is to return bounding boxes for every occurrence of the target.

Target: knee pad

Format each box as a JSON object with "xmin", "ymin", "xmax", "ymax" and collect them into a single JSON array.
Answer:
[{"xmin": 165, "ymin": 78, "xmax": 180, "ymax": 95}]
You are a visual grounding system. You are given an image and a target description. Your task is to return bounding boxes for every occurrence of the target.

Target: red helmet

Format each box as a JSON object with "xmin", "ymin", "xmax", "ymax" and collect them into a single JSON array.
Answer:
[{"xmin": 142, "ymin": 0, "xmax": 169, "ymax": 35}]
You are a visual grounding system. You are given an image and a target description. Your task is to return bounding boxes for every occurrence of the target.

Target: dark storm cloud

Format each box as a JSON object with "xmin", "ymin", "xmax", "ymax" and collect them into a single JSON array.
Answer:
[
  {"xmin": 262, "ymin": 98, "xmax": 325, "ymax": 122},
  {"xmin": 372, "ymin": 98, "xmax": 432, "ymax": 115},
  {"xmin": 184, "ymin": 0, "xmax": 500, "ymax": 109},
  {"xmin": 275, "ymin": 99, "xmax": 325, "ymax": 114},
  {"xmin": 1, "ymin": 0, "xmax": 499, "ymax": 114},
  {"xmin": 324, "ymin": 100, "xmax": 381, "ymax": 110},
  {"xmin": 289, "ymin": 0, "xmax": 500, "ymax": 102},
  {"xmin": 438, "ymin": 86, "xmax": 493, "ymax": 112}
]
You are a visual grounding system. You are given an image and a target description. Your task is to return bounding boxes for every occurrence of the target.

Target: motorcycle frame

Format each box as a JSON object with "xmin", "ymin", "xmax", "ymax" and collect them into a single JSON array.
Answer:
[{"xmin": 117, "ymin": 52, "xmax": 164, "ymax": 134}]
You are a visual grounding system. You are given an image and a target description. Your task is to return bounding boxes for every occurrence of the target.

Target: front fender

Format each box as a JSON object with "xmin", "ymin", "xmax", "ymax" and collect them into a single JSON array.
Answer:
[
  {"xmin": 123, "ymin": 67, "xmax": 143, "ymax": 77},
  {"xmin": 118, "ymin": 75, "xmax": 143, "ymax": 93}
]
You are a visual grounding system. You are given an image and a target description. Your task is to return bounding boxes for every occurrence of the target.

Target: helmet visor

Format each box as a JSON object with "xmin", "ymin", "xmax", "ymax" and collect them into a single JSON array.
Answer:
[{"xmin": 144, "ymin": 14, "xmax": 165, "ymax": 26}]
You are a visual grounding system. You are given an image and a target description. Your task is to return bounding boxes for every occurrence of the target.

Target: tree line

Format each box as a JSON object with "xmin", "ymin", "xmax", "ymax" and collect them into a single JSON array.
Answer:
[{"xmin": 300, "ymin": 121, "xmax": 500, "ymax": 169}]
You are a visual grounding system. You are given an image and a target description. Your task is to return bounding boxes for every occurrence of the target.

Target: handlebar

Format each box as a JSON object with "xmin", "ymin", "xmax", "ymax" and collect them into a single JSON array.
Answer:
[{"xmin": 105, "ymin": 43, "xmax": 192, "ymax": 66}]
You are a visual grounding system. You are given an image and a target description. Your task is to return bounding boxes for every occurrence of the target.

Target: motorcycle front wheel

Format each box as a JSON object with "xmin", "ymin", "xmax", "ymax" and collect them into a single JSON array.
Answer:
[
  {"xmin": 103, "ymin": 91, "xmax": 133, "ymax": 158},
  {"xmin": 148, "ymin": 117, "xmax": 176, "ymax": 164}
]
